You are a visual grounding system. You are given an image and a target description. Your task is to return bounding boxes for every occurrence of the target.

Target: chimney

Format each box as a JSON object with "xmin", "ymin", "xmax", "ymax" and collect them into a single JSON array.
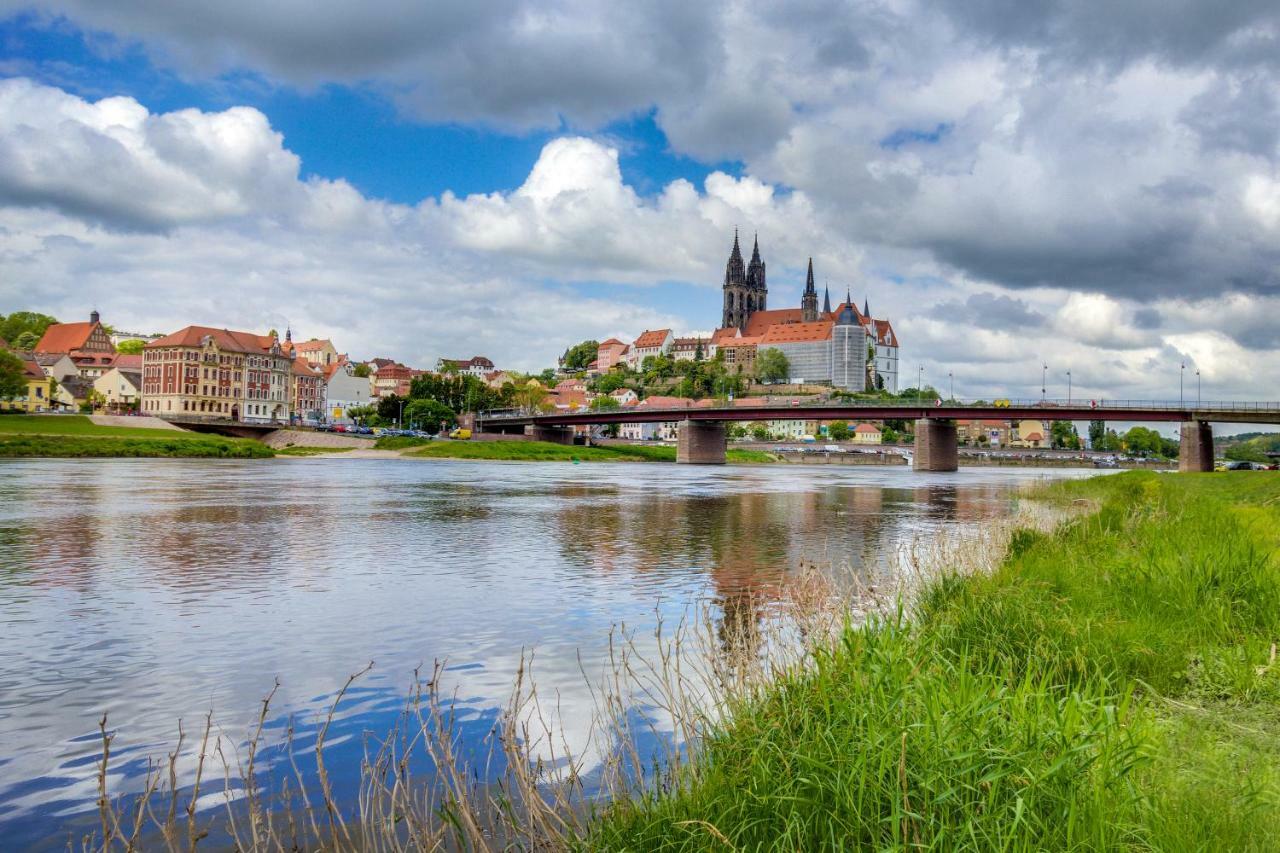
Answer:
[{"xmin": 90, "ymin": 309, "xmax": 100, "ymax": 325}]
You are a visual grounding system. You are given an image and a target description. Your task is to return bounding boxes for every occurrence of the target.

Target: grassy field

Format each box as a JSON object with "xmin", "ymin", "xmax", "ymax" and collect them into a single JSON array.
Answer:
[
  {"xmin": 0, "ymin": 415, "xmax": 273, "ymax": 458},
  {"xmin": 274, "ymin": 445, "xmax": 355, "ymax": 456},
  {"xmin": 0, "ymin": 434, "xmax": 274, "ymax": 458},
  {"xmin": 588, "ymin": 471, "xmax": 1280, "ymax": 850},
  {"xmin": 405, "ymin": 439, "xmax": 777, "ymax": 463},
  {"xmin": 0, "ymin": 414, "xmax": 196, "ymax": 439}
]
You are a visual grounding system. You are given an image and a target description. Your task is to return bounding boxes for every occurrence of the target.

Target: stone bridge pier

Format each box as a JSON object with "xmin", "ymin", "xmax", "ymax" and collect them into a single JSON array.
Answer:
[
  {"xmin": 1178, "ymin": 421, "xmax": 1214, "ymax": 472},
  {"xmin": 677, "ymin": 419, "xmax": 727, "ymax": 464},
  {"xmin": 525, "ymin": 424, "xmax": 576, "ymax": 445},
  {"xmin": 914, "ymin": 418, "xmax": 958, "ymax": 472}
]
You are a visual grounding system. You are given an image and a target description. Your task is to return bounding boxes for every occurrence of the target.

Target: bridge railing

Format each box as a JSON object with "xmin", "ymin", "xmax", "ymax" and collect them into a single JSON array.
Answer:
[{"xmin": 477, "ymin": 398, "xmax": 1280, "ymax": 421}]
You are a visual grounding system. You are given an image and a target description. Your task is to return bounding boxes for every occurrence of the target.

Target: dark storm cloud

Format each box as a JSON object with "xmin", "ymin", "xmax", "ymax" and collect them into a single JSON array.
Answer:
[
  {"xmin": 926, "ymin": 292, "xmax": 1044, "ymax": 330},
  {"xmin": 1131, "ymin": 307, "xmax": 1162, "ymax": 330},
  {"xmin": 1, "ymin": 0, "xmax": 723, "ymax": 129},
  {"xmin": 1179, "ymin": 75, "xmax": 1280, "ymax": 158},
  {"xmin": 934, "ymin": 0, "xmax": 1280, "ymax": 70}
]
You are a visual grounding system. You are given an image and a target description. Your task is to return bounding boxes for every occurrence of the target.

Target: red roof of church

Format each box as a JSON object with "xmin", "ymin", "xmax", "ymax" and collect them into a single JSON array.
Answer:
[
  {"xmin": 743, "ymin": 309, "xmax": 803, "ymax": 337},
  {"xmin": 710, "ymin": 327, "xmax": 741, "ymax": 345},
  {"xmin": 36, "ymin": 322, "xmax": 101, "ymax": 354}
]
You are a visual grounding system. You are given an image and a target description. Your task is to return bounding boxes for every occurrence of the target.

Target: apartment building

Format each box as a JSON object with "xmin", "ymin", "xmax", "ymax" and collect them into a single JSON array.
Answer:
[{"xmin": 141, "ymin": 326, "xmax": 290, "ymax": 422}]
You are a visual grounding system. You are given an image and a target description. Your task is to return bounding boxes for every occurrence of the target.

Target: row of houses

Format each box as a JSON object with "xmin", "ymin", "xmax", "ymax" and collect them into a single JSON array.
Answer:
[{"xmin": 5, "ymin": 312, "xmax": 512, "ymax": 426}]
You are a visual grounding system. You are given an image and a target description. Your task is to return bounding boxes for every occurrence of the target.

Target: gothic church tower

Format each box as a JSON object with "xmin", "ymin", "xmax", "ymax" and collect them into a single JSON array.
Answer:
[
  {"xmin": 800, "ymin": 258, "xmax": 818, "ymax": 322},
  {"xmin": 722, "ymin": 231, "xmax": 768, "ymax": 330}
]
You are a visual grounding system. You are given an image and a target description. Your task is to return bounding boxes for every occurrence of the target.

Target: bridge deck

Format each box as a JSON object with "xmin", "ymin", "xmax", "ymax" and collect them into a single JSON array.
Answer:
[{"xmin": 480, "ymin": 399, "xmax": 1280, "ymax": 429}]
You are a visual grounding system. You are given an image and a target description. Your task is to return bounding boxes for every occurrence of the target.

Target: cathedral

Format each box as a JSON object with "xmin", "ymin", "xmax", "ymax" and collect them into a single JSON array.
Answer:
[{"xmin": 713, "ymin": 231, "xmax": 900, "ymax": 392}]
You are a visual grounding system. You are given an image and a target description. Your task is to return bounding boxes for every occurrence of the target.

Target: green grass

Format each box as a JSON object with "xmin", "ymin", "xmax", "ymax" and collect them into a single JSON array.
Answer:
[
  {"xmin": 405, "ymin": 440, "xmax": 777, "ymax": 463},
  {"xmin": 0, "ymin": 414, "xmax": 197, "ymax": 439},
  {"xmin": 587, "ymin": 471, "xmax": 1280, "ymax": 851},
  {"xmin": 0, "ymin": 434, "xmax": 274, "ymax": 458}
]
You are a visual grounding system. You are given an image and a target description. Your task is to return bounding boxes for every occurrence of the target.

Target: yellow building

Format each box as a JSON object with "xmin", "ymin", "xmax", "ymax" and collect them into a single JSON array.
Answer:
[
  {"xmin": 1012, "ymin": 419, "xmax": 1048, "ymax": 448},
  {"xmin": 11, "ymin": 358, "xmax": 51, "ymax": 412},
  {"xmin": 853, "ymin": 422, "xmax": 882, "ymax": 444}
]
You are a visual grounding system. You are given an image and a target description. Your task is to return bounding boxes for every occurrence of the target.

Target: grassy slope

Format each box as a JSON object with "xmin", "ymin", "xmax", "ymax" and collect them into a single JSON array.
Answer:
[
  {"xmin": 589, "ymin": 471, "xmax": 1280, "ymax": 851},
  {"xmin": 0, "ymin": 415, "xmax": 273, "ymax": 458},
  {"xmin": 407, "ymin": 440, "xmax": 776, "ymax": 463}
]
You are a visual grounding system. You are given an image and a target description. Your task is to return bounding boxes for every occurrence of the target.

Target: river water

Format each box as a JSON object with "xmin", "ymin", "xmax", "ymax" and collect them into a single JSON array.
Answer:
[{"xmin": 0, "ymin": 458, "xmax": 1096, "ymax": 845}]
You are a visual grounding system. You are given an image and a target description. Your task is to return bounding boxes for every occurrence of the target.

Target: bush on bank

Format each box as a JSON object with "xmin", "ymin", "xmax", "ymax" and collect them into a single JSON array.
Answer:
[{"xmin": 588, "ymin": 472, "xmax": 1280, "ymax": 850}]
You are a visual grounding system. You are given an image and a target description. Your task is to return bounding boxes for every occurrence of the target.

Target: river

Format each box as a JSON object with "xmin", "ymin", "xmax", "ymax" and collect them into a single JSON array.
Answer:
[{"xmin": 0, "ymin": 458, "xmax": 1097, "ymax": 845}]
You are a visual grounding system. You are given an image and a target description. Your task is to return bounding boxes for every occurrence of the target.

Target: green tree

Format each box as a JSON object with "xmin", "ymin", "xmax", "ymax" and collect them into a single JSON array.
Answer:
[
  {"xmin": 376, "ymin": 393, "xmax": 408, "ymax": 424},
  {"xmin": 1050, "ymin": 420, "xmax": 1081, "ymax": 449},
  {"xmin": 1088, "ymin": 419, "xmax": 1106, "ymax": 449},
  {"xmin": 755, "ymin": 348, "xmax": 790, "ymax": 384},
  {"xmin": 750, "ymin": 424, "xmax": 772, "ymax": 442},
  {"xmin": 353, "ymin": 363, "xmax": 372, "ymax": 378},
  {"xmin": 589, "ymin": 395, "xmax": 621, "ymax": 412},
  {"xmin": 115, "ymin": 339, "xmax": 145, "ymax": 355},
  {"xmin": 13, "ymin": 331, "xmax": 39, "ymax": 351},
  {"xmin": 0, "ymin": 311, "xmax": 58, "ymax": 347},
  {"xmin": 560, "ymin": 340, "xmax": 599, "ymax": 371},
  {"xmin": 345, "ymin": 404, "xmax": 378, "ymax": 424},
  {"xmin": 882, "ymin": 426, "xmax": 900, "ymax": 444},
  {"xmin": 826, "ymin": 420, "xmax": 851, "ymax": 441},
  {"xmin": 0, "ymin": 349, "xmax": 27, "ymax": 400},
  {"xmin": 592, "ymin": 371, "xmax": 629, "ymax": 395},
  {"xmin": 404, "ymin": 398, "xmax": 456, "ymax": 433}
]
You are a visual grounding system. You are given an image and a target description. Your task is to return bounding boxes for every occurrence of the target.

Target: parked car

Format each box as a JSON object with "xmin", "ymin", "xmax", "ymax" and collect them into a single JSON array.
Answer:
[{"xmin": 1223, "ymin": 460, "xmax": 1265, "ymax": 471}]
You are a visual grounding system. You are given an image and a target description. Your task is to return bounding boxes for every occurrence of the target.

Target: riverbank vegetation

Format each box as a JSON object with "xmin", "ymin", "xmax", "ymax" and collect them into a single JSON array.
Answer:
[
  {"xmin": 405, "ymin": 439, "xmax": 777, "ymax": 463},
  {"xmin": 0, "ymin": 415, "xmax": 273, "ymax": 458},
  {"xmin": 589, "ymin": 471, "xmax": 1280, "ymax": 849},
  {"xmin": 0, "ymin": 434, "xmax": 274, "ymax": 458}
]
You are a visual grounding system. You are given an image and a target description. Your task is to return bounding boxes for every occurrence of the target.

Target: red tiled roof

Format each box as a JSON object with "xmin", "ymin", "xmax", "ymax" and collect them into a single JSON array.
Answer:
[
  {"xmin": 743, "ymin": 309, "xmax": 803, "ymax": 337},
  {"xmin": 36, "ymin": 322, "xmax": 99, "ymax": 354},
  {"xmin": 874, "ymin": 319, "xmax": 897, "ymax": 347},
  {"xmin": 721, "ymin": 335, "xmax": 760, "ymax": 348},
  {"xmin": 759, "ymin": 321, "xmax": 833, "ymax": 344},
  {"xmin": 854, "ymin": 423, "xmax": 881, "ymax": 434},
  {"xmin": 292, "ymin": 358, "xmax": 323, "ymax": 376},
  {"xmin": 293, "ymin": 339, "xmax": 333, "ymax": 352},
  {"xmin": 113, "ymin": 354, "xmax": 143, "ymax": 370},
  {"xmin": 710, "ymin": 326, "xmax": 741, "ymax": 345},
  {"xmin": 633, "ymin": 329, "xmax": 671, "ymax": 348},
  {"xmin": 1025, "ymin": 432, "xmax": 1044, "ymax": 442},
  {"xmin": 636, "ymin": 395, "xmax": 701, "ymax": 409},
  {"xmin": 145, "ymin": 325, "xmax": 281, "ymax": 354},
  {"xmin": 22, "ymin": 358, "xmax": 44, "ymax": 380},
  {"xmin": 599, "ymin": 338, "xmax": 626, "ymax": 348}
]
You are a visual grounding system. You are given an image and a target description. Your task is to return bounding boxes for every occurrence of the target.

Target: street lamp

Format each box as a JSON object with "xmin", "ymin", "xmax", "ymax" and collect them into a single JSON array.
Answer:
[
  {"xmin": 948, "ymin": 371, "xmax": 954, "ymax": 402},
  {"xmin": 918, "ymin": 366, "xmax": 924, "ymax": 403},
  {"xmin": 1196, "ymin": 369, "xmax": 1201, "ymax": 406},
  {"xmin": 398, "ymin": 398, "xmax": 405, "ymax": 429},
  {"xmin": 1041, "ymin": 363, "xmax": 1047, "ymax": 401},
  {"xmin": 1066, "ymin": 369, "xmax": 1072, "ymax": 404},
  {"xmin": 1180, "ymin": 362, "xmax": 1185, "ymax": 406}
]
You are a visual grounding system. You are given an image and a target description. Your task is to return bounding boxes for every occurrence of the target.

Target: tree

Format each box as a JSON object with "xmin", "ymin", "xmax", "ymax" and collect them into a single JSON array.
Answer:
[
  {"xmin": 560, "ymin": 340, "xmax": 599, "ymax": 371},
  {"xmin": 353, "ymin": 363, "xmax": 371, "ymax": 378},
  {"xmin": 511, "ymin": 381, "xmax": 550, "ymax": 414},
  {"xmin": 1088, "ymin": 419, "xmax": 1106, "ymax": 449},
  {"xmin": 13, "ymin": 331, "xmax": 39, "ymax": 351},
  {"xmin": 115, "ymin": 339, "xmax": 144, "ymax": 355},
  {"xmin": 589, "ymin": 396, "xmax": 621, "ymax": 412},
  {"xmin": 882, "ymin": 426, "xmax": 900, "ymax": 444},
  {"xmin": 0, "ymin": 311, "xmax": 58, "ymax": 347},
  {"xmin": 750, "ymin": 424, "xmax": 772, "ymax": 442},
  {"xmin": 376, "ymin": 393, "xmax": 408, "ymax": 424},
  {"xmin": 592, "ymin": 371, "xmax": 628, "ymax": 395},
  {"xmin": 755, "ymin": 348, "xmax": 790, "ymax": 384},
  {"xmin": 346, "ymin": 404, "xmax": 377, "ymax": 424},
  {"xmin": 404, "ymin": 398, "xmax": 456, "ymax": 433},
  {"xmin": 826, "ymin": 420, "xmax": 851, "ymax": 441},
  {"xmin": 1050, "ymin": 420, "xmax": 1080, "ymax": 450},
  {"xmin": 0, "ymin": 349, "xmax": 27, "ymax": 400}
]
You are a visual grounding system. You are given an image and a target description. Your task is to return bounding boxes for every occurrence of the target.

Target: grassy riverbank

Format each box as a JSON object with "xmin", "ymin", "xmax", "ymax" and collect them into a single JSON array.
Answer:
[
  {"xmin": 405, "ymin": 439, "xmax": 777, "ymax": 463},
  {"xmin": 588, "ymin": 471, "xmax": 1280, "ymax": 850},
  {"xmin": 0, "ymin": 416, "xmax": 273, "ymax": 458}
]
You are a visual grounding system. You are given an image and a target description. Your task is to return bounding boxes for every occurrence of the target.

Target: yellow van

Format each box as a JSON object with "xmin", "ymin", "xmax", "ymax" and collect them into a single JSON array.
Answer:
[{"xmin": 449, "ymin": 428, "xmax": 472, "ymax": 440}]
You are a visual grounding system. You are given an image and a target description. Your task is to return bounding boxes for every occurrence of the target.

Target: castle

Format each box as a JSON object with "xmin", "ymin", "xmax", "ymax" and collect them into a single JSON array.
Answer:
[{"xmin": 714, "ymin": 231, "xmax": 900, "ymax": 392}]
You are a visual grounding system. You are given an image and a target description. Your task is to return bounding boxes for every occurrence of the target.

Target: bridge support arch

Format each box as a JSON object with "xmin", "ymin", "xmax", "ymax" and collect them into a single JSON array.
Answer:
[
  {"xmin": 914, "ymin": 418, "xmax": 958, "ymax": 472},
  {"xmin": 677, "ymin": 420, "xmax": 727, "ymax": 464},
  {"xmin": 525, "ymin": 424, "xmax": 576, "ymax": 445},
  {"xmin": 1178, "ymin": 421, "xmax": 1214, "ymax": 472}
]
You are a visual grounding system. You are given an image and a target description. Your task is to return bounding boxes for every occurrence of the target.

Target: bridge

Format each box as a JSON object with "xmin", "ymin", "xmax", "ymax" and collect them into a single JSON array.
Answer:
[{"xmin": 476, "ymin": 399, "xmax": 1280, "ymax": 472}]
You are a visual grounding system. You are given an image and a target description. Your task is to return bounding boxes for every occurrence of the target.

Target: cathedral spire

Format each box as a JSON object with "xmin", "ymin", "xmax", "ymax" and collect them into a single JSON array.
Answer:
[
  {"xmin": 750, "ymin": 233, "xmax": 761, "ymax": 264},
  {"xmin": 863, "ymin": 297, "xmax": 870, "ymax": 318},
  {"xmin": 800, "ymin": 257, "xmax": 819, "ymax": 322},
  {"xmin": 823, "ymin": 284, "xmax": 831, "ymax": 314}
]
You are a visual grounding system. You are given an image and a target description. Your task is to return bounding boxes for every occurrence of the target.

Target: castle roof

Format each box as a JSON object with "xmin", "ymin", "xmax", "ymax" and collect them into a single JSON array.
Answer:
[
  {"xmin": 743, "ymin": 308, "xmax": 804, "ymax": 336},
  {"xmin": 759, "ymin": 320, "xmax": 833, "ymax": 344}
]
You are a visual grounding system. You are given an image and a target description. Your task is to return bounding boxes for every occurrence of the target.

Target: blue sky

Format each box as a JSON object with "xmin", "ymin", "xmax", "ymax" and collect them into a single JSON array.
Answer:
[{"xmin": 2, "ymin": 2, "xmax": 1280, "ymax": 404}]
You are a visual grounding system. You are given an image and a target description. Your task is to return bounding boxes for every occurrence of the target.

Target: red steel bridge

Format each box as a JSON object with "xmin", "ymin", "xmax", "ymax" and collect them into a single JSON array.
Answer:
[{"xmin": 476, "ymin": 398, "xmax": 1280, "ymax": 471}]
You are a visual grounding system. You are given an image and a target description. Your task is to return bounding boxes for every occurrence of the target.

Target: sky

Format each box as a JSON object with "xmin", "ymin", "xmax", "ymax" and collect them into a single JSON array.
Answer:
[{"xmin": 2, "ymin": 1, "xmax": 1280, "ymax": 404}]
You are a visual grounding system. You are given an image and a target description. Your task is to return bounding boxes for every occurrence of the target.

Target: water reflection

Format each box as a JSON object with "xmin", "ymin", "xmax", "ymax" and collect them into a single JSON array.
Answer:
[{"xmin": 0, "ymin": 458, "xmax": 1094, "ymax": 845}]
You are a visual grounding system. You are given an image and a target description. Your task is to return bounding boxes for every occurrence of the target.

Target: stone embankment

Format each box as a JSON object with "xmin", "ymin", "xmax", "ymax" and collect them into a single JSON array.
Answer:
[
  {"xmin": 89, "ymin": 415, "xmax": 184, "ymax": 431},
  {"xmin": 261, "ymin": 429, "xmax": 372, "ymax": 450}
]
